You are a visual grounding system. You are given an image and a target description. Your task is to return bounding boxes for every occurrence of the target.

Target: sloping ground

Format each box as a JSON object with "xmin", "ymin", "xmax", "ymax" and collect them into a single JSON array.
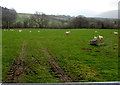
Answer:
[
  {"xmin": 16, "ymin": 13, "xmax": 32, "ymax": 22},
  {"xmin": 98, "ymin": 10, "xmax": 118, "ymax": 18}
]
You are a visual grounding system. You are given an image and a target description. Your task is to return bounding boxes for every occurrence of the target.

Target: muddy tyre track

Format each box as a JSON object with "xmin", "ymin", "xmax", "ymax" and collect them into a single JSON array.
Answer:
[
  {"xmin": 42, "ymin": 49, "xmax": 72, "ymax": 82},
  {"xmin": 31, "ymin": 55, "xmax": 41, "ymax": 64},
  {"xmin": 5, "ymin": 43, "xmax": 27, "ymax": 83}
]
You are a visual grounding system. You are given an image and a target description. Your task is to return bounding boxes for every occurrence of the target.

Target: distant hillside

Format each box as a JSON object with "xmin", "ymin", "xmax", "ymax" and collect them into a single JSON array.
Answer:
[
  {"xmin": 16, "ymin": 13, "xmax": 72, "ymax": 27},
  {"xmin": 16, "ymin": 13, "xmax": 117, "ymax": 24},
  {"xmin": 16, "ymin": 13, "xmax": 32, "ymax": 22},
  {"xmin": 97, "ymin": 10, "xmax": 118, "ymax": 19},
  {"xmin": 16, "ymin": 13, "xmax": 73, "ymax": 23}
]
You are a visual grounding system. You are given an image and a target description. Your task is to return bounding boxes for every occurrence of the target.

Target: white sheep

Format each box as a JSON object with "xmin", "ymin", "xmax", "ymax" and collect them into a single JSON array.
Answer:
[
  {"xmin": 90, "ymin": 35, "xmax": 103, "ymax": 45},
  {"xmin": 18, "ymin": 30, "xmax": 22, "ymax": 32},
  {"xmin": 98, "ymin": 35, "xmax": 103, "ymax": 41},
  {"xmin": 114, "ymin": 32, "xmax": 118, "ymax": 35},
  {"xmin": 38, "ymin": 31, "xmax": 40, "ymax": 32},
  {"xmin": 10, "ymin": 29, "xmax": 14, "ymax": 31},
  {"xmin": 65, "ymin": 31, "xmax": 71, "ymax": 35},
  {"xmin": 94, "ymin": 36, "xmax": 97, "ymax": 39},
  {"xmin": 29, "ymin": 31, "xmax": 32, "ymax": 32}
]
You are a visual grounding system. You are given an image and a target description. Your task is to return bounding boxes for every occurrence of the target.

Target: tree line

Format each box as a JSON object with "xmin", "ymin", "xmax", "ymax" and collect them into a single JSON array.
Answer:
[
  {"xmin": 1, "ymin": 6, "xmax": 118, "ymax": 29},
  {"xmin": 1, "ymin": 6, "xmax": 17, "ymax": 28}
]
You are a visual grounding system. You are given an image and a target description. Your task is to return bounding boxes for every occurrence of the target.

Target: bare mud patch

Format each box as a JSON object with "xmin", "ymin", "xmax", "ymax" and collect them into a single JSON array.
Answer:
[{"xmin": 6, "ymin": 58, "xmax": 26, "ymax": 82}]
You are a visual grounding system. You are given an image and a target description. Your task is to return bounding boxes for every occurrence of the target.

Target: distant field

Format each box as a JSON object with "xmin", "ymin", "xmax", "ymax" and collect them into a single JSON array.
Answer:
[{"xmin": 2, "ymin": 29, "xmax": 118, "ymax": 83}]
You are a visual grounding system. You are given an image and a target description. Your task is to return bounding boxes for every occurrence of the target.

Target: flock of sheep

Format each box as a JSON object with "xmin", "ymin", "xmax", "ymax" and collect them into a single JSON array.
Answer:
[
  {"xmin": 90, "ymin": 31, "xmax": 118, "ymax": 45},
  {"xmin": 3, "ymin": 29, "xmax": 118, "ymax": 36},
  {"xmin": 3, "ymin": 29, "xmax": 118, "ymax": 45},
  {"xmin": 65, "ymin": 30, "xmax": 117, "ymax": 46},
  {"xmin": 3, "ymin": 29, "xmax": 40, "ymax": 33},
  {"xmin": 65, "ymin": 30, "xmax": 118, "ymax": 36},
  {"xmin": 3, "ymin": 29, "xmax": 72, "ymax": 34}
]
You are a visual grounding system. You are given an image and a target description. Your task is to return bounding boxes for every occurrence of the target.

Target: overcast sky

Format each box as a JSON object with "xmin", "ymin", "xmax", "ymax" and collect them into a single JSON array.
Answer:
[{"xmin": 0, "ymin": 0, "xmax": 119, "ymax": 17}]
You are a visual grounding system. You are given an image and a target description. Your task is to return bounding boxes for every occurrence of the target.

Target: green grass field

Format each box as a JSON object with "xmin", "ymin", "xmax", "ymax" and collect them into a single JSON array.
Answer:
[{"xmin": 2, "ymin": 29, "xmax": 119, "ymax": 83}]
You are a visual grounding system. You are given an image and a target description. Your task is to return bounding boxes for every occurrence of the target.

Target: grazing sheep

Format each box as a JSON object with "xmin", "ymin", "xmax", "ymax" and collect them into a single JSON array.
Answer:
[
  {"xmin": 38, "ymin": 31, "xmax": 40, "ymax": 32},
  {"xmin": 90, "ymin": 35, "xmax": 103, "ymax": 45},
  {"xmin": 19, "ymin": 30, "xmax": 22, "ymax": 32},
  {"xmin": 98, "ymin": 35, "xmax": 103, "ymax": 41},
  {"xmin": 114, "ymin": 32, "xmax": 118, "ymax": 35},
  {"xmin": 29, "ymin": 31, "xmax": 32, "ymax": 32},
  {"xmin": 10, "ymin": 29, "xmax": 14, "ymax": 31},
  {"xmin": 90, "ymin": 37, "xmax": 98, "ymax": 45},
  {"xmin": 94, "ymin": 36, "xmax": 97, "ymax": 39},
  {"xmin": 65, "ymin": 31, "xmax": 71, "ymax": 35}
]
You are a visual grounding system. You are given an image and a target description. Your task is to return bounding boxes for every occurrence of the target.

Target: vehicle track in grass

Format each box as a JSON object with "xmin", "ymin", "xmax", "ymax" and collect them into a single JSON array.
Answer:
[
  {"xmin": 42, "ymin": 49, "xmax": 73, "ymax": 82},
  {"xmin": 31, "ymin": 55, "xmax": 41, "ymax": 64},
  {"xmin": 5, "ymin": 43, "xmax": 27, "ymax": 83}
]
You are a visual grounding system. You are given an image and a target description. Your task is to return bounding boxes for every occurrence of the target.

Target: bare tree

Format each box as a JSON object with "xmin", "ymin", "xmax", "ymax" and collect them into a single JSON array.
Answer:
[
  {"xmin": 70, "ymin": 15, "xmax": 89, "ymax": 28},
  {"xmin": 31, "ymin": 12, "xmax": 49, "ymax": 28},
  {"xmin": 2, "ymin": 7, "xmax": 17, "ymax": 29}
]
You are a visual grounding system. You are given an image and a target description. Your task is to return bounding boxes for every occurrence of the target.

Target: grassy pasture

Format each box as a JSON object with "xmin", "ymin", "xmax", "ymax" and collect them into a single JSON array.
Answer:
[{"xmin": 2, "ymin": 29, "xmax": 118, "ymax": 83}]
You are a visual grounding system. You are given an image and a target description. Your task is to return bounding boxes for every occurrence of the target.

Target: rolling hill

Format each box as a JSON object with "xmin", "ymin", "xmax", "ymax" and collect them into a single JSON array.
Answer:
[{"xmin": 97, "ymin": 10, "xmax": 118, "ymax": 19}]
